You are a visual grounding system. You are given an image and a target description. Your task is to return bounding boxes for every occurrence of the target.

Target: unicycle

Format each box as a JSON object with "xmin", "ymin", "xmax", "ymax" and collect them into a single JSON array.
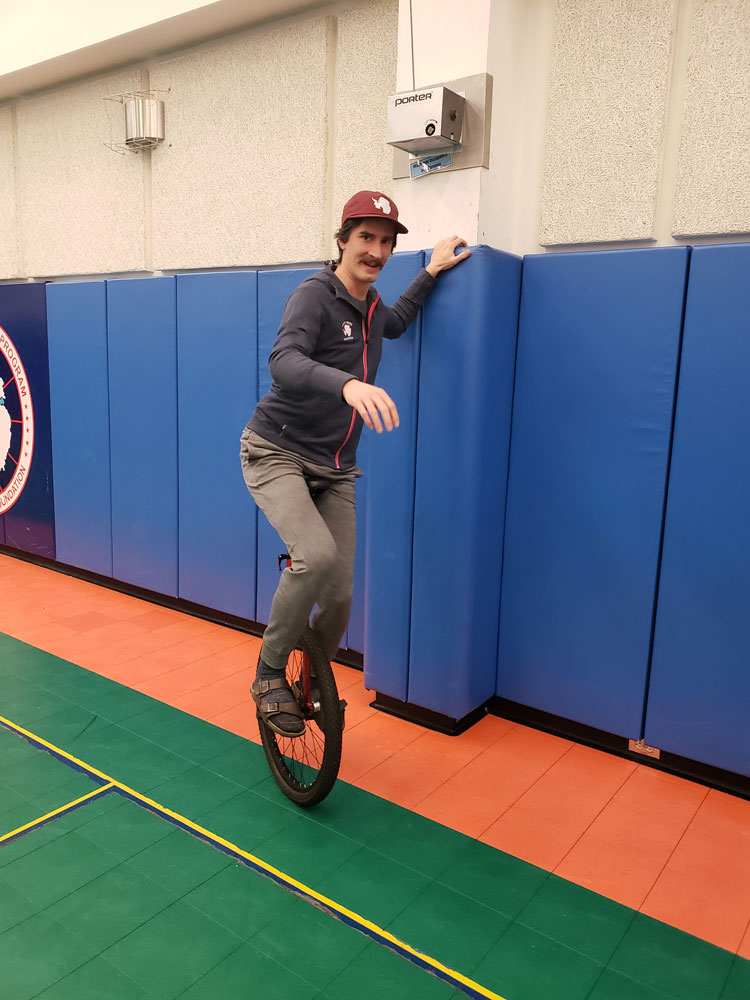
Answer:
[{"xmin": 256, "ymin": 555, "xmax": 346, "ymax": 807}]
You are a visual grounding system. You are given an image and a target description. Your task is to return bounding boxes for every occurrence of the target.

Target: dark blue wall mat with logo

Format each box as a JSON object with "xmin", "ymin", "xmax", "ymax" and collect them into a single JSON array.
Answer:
[
  {"xmin": 0, "ymin": 282, "xmax": 56, "ymax": 559},
  {"xmin": 177, "ymin": 272, "xmax": 258, "ymax": 619},
  {"xmin": 408, "ymin": 246, "xmax": 522, "ymax": 719},
  {"xmin": 255, "ymin": 267, "xmax": 319, "ymax": 627},
  {"xmin": 497, "ymin": 247, "xmax": 690, "ymax": 738},
  {"xmin": 107, "ymin": 277, "xmax": 178, "ymax": 596},
  {"xmin": 362, "ymin": 251, "xmax": 425, "ymax": 697},
  {"xmin": 46, "ymin": 281, "xmax": 112, "ymax": 577},
  {"xmin": 645, "ymin": 244, "xmax": 750, "ymax": 776}
]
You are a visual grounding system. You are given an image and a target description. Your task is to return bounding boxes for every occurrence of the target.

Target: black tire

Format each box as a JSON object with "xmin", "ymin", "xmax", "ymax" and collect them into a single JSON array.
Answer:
[{"xmin": 257, "ymin": 627, "xmax": 343, "ymax": 807}]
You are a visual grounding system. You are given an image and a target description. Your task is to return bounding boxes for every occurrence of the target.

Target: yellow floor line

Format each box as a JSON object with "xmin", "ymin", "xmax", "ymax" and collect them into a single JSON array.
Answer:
[
  {"xmin": 0, "ymin": 714, "xmax": 505, "ymax": 1000},
  {"xmin": 0, "ymin": 783, "xmax": 115, "ymax": 845}
]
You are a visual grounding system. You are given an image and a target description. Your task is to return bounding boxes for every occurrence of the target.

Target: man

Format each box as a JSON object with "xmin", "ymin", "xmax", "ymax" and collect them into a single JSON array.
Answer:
[{"xmin": 240, "ymin": 190, "xmax": 470, "ymax": 736}]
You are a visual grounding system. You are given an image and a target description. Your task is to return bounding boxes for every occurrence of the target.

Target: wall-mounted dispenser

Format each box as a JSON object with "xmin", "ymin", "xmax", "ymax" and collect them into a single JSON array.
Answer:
[
  {"xmin": 386, "ymin": 86, "xmax": 465, "ymax": 155},
  {"xmin": 389, "ymin": 74, "xmax": 493, "ymax": 180}
]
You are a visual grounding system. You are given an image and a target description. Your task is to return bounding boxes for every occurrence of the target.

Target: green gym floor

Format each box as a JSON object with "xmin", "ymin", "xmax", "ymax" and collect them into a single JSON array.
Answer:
[{"xmin": 0, "ymin": 553, "xmax": 748, "ymax": 999}]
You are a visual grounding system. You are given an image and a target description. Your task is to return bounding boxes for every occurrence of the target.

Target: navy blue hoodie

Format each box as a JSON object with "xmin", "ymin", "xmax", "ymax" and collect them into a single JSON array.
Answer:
[{"xmin": 248, "ymin": 263, "xmax": 435, "ymax": 470}]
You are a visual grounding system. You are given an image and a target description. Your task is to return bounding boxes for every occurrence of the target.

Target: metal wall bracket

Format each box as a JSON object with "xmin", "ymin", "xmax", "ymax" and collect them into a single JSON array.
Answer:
[{"xmin": 628, "ymin": 739, "xmax": 661, "ymax": 760}]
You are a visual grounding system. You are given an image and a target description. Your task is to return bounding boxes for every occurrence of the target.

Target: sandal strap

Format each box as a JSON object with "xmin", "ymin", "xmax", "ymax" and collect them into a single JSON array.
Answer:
[
  {"xmin": 251, "ymin": 677, "xmax": 305, "ymax": 719},
  {"xmin": 258, "ymin": 699, "xmax": 304, "ymax": 719},
  {"xmin": 252, "ymin": 677, "xmax": 291, "ymax": 696}
]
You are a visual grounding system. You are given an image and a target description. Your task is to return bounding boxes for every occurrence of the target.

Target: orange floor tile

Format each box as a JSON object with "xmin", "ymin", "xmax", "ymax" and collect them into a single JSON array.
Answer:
[{"xmin": 1, "ymin": 551, "xmax": 749, "ymax": 957}]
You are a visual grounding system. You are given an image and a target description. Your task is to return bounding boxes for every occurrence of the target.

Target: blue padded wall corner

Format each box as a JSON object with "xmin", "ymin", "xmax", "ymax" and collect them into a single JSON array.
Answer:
[
  {"xmin": 0, "ymin": 282, "xmax": 56, "ymax": 559},
  {"xmin": 363, "ymin": 250, "xmax": 425, "ymax": 695},
  {"xmin": 497, "ymin": 246, "xmax": 690, "ymax": 739},
  {"xmin": 255, "ymin": 266, "xmax": 319, "ymax": 625},
  {"xmin": 46, "ymin": 281, "xmax": 113, "ymax": 578},
  {"xmin": 408, "ymin": 246, "xmax": 523, "ymax": 719},
  {"xmin": 107, "ymin": 276, "xmax": 178, "ymax": 596},
  {"xmin": 177, "ymin": 271, "xmax": 258, "ymax": 620},
  {"xmin": 645, "ymin": 243, "xmax": 750, "ymax": 776}
]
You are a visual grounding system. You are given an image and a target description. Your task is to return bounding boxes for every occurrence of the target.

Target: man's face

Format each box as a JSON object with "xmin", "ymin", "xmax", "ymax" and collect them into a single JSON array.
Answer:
[{"xmin": 339, "ymin": 218, "xmax": 396, "ymax": 286}]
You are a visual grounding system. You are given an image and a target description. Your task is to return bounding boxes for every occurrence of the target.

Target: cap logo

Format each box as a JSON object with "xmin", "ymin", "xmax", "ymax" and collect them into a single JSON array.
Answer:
[{"xmin": 372, "ymin": 196, "xmax": 392, "ymax": 216}]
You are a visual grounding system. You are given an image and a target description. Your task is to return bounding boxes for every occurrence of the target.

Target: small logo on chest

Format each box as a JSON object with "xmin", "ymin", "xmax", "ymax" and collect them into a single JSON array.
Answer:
[{"xmin": 342, "ymin": 321, "xmax": 355, "ymax": 342}]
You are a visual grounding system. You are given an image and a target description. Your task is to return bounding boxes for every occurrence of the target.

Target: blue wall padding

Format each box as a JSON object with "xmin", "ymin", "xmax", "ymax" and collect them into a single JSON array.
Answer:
[
  {"xmin": 408, "ymin": 247, "xmax": 522, "ymax": 719},
  {"xmin": 0, "ymin": 282, "xmax": 56, "ymax": 559},
  {"xmin": 46, "ymin": 281, "xmax": 113, "ymax": 577},
  {"xmin": 363, "ymin": 251, "xmax": 425, "ymax": 696},
  {"xmin": 176, "ymin": 272, "xmax": 258, "ymax": 619},
  {"xmin": 255, "ymin": 267, "xmax": 319, "ymax": 625},
  {"xmin": 497, "ymin": 247, "xmax": 690, "ymax": 738},
  {"xmin": 645, "ymin": 244, "xmax": 750, "ymax": 775},
  {"xmin": 107, "ymin": 277, "xmax": 178, "ymax": 596}
]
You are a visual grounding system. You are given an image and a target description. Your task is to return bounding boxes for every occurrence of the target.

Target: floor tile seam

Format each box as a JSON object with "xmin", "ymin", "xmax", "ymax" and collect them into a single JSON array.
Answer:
[
  {"xmin": 169, "ymin": 938, "xmax": 276, "ymax": 1000},
  {"xmin": 247, "ymin": 814, "xmax": 370, "ymax": 868},
  {"xmin": 1, "ymin": 830, "xmax": 126, "ymax": 909},
  {"xmin": 114, "ymin": 703, "xmax": 251, "ymax": 751},
  {"xmin": 29, "ymin": 621, "xmax": 248, "ymax": 669},
  {"xmin": 340, "ymin": 728, "xmax": 426, "ymax": 784},
  {"xmin": 469, "ymin": 739, "xmax": 582, "ymax": 842},
  {"xmin": 8, "ymin": 929, "xmax": 105, "ymax": 1000},
  {"xmin": 132, "ymin": 651, "xmax": 253, "ymax": 689},
  {"xmin": 407, "ymin": 736, "xmax": 514, "ymax": 811},
  {"xmin": 131, "ymin": 662, "xmax": 252, "ymax": 703},
  {"xmin": 380, "ymin": 876, "xmax": 519, "ymax": 984},
  {"xmin": 248, "ymin": 916, "xmax": 368, "ymax": 994},
  {"xmin": 111, "ymin": 627, "xmax": 252, "ymax": 665},
  {"xmin": 733, "ymin": 915, "xmax": 750, "ymax": 959},
  {"xmin": 581, "ymin": 959, "xmax": 682, "ymax": 1000},
  {"xmin": 34, "ymin": 856, "xmax": 184, "ymax": 961},
  {"xmin": 636, "ymin": 782, "xmax": 711, "ymax": 918},
  {"xmin": 55, "ymin": 953, "xmax": 161, "ymax": 1000},
  {"xmin": 478, "ymin": 898, "xmax": 611, "ymax": 987},
  {"xmin": 548, "ymin": 758, "xmax": 645, "ymax": 877},
  {"xmin": 516, "ymin": 889, "xmax": 641, "ymax": 977}
]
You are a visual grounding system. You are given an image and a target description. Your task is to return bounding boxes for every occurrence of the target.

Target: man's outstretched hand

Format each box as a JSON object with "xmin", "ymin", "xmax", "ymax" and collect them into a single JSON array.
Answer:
[
  {"xmin": 342, "ymin": 380, "xmax": 400, "ymax": 433},
  {"xmin": 426, "ymin": 236, "xmax": 471, "ymax": 277}
]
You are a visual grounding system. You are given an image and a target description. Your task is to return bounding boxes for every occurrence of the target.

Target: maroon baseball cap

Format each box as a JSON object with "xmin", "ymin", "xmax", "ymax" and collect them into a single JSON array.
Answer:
[{"xmin": 341, "ymin": 191, "xmax": 408, "ymax": 234}]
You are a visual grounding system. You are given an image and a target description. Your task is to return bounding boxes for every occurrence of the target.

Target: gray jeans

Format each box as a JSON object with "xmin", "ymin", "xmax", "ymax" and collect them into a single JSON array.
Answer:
[{"xmin": 239, "ymin": 428, "xmax": 358, "ymax": 668}]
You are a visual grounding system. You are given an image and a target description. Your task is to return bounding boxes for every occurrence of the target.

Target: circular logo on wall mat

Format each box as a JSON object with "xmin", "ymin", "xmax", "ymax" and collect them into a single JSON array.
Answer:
[{"xmin": 0, "ymin": 326, "xmax": 34, "ymax": 514}]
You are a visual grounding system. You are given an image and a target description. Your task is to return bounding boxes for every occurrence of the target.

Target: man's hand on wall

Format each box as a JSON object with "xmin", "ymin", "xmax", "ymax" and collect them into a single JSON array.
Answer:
[{"xmin": 426, "ymin": 237, "xmax": 471, "ymax": 277}]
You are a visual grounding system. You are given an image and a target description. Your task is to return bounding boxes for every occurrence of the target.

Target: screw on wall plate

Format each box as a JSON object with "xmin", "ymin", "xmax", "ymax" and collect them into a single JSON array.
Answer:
[{"xmin": 628, "ymin": 739, "xmax": 661, "ymax": 760}]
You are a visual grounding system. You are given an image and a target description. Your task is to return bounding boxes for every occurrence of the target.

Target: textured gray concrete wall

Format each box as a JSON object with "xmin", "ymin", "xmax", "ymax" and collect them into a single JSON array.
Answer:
[
  {"xmin": 333, "ymin": 0, "xmax": 398, "ymax": 237},
  {"xmin": 15, "ymin": 70, "xmax": 147, "ymax": 276},
  {"xmin": 150, "ymin": 17, "xmax": 332, "ymax": 270},
  {"xmin": 0, "ymin": 108, "xmax": 20, "ymax": 279},
  {"xmin": 539, "ymin": 0, "xmax": 675, "ymax": 246},
  {"xmin": 673, "ymin": 0, "xmax": 750, "ymax": 236}
]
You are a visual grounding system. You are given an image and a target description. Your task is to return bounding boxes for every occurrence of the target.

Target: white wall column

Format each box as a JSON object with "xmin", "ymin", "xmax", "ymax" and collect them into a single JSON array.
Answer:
[{"xmin": 393, "ymin": 0, "xmax": 492, "ymax": 250}]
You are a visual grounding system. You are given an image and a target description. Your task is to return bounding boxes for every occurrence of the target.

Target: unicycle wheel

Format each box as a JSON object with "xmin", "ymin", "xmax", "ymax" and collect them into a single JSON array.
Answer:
[{"xmin": 257, "ymin": 627, "xmax": 343, "ymax": 807}]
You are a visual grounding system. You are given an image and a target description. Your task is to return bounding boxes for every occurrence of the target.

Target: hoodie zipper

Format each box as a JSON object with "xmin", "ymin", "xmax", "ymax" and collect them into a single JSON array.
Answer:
[{"xmin": 334, "ymin": 293, "xmax": 380, "ymax": 469}]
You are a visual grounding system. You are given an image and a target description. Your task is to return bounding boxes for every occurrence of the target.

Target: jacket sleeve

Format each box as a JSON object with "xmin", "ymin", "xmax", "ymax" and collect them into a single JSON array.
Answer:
[
  {"xmin": 268, "ymin": 285, "xmax": 353, "ymax": 399},
  {"xmin": 382, "ymin": 268, "xmax": 437, "ymax": 339}
]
